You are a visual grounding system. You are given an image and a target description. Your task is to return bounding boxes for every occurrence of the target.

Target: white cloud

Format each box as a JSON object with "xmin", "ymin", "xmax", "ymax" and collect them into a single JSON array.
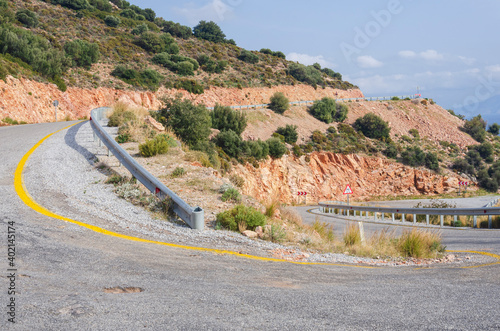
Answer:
[
  {"xmin": 398, "ymin": 50, "xmax": 416, "ymax": 58},
  {"xmin": 356, "ymin": 55, "xmax": 383, "ymax": 68},
  {"xmin": 398, "ymin": 49, "xmax": 444, "ymax": 61},
  {"xmin": 459, "ymin": 56, "xmax": 476, "ymax": 66},
  {"xmin": 173, "ymin": 0, "xmax": 234, "ymax": 25},
  {"xmin": 420, "ymin": 49, "xmax": 444, "ymax": 61},
  {"xmin": 486, "ymin": 65, "xmax": 500, "ymax": 73},
  {"xmin": 287, "ymin": 53, "xmax": 334, "ymax": 68}
]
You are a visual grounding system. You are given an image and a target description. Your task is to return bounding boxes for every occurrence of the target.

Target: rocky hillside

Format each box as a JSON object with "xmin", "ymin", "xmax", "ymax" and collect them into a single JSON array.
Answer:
[
  {"xmin": 232, "ymin": 152, "xmax": 468, "ymax": 204},
  {"xmin": 0, "ymin": 75, "xmax": 362, "ymax": 123}
]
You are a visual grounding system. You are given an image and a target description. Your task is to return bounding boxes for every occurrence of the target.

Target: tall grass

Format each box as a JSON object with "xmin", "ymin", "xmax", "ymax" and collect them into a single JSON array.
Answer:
[{"xmin": 399, "ymin": 229, "xmax": 445, "ymax": 258}]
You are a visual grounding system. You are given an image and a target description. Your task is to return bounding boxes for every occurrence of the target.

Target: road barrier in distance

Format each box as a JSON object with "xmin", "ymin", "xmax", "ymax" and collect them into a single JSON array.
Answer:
[
  {"xmin": 207, "ymin": 94, "xmax": 422, "ymax": 111},
  {"xmin": 89, "ymin": 107, "xmax": 204, "ymax": 230},
  {"xmin": 318, "ymin": 200, "xmax": 500, "ymax": 229}
]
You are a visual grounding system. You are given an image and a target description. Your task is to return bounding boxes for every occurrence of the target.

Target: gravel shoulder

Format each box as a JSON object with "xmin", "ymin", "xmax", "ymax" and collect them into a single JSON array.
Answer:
[{"xmin": 22, "ymin": 121, "xmax": 496, "ymax": 267}]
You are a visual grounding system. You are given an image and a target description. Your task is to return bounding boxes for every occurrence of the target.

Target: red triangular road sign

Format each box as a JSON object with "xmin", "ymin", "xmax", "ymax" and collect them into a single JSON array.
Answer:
[{"xmin": 343, "ymin": 184, "xmax": 353, "ymax": 195}]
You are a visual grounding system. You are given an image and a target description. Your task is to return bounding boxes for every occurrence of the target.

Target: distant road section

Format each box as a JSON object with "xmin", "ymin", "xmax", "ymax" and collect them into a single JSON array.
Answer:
[{"xmin": 365, "ymin": 196, "xmax": 500, "ymax": 208}]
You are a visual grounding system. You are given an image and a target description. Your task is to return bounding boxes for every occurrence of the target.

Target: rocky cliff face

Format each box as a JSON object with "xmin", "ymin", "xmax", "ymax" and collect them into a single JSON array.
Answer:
[
  {"xmin": 232, "ymin": 152, "xmax": 467, "ymax": 204},
  {"xmin": 0, "ymin": 76, "xmax": 362, "ymax": 124}
]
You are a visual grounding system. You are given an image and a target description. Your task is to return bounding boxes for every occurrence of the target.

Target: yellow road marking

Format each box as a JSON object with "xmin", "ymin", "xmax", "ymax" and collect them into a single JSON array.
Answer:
[
  {"xmin": 13, "ymin": 123, "xmax": 374, "ymax": 268},
  {"xmin": 14, "ymin": 124, "xmax": 500, "ymax": 269}
]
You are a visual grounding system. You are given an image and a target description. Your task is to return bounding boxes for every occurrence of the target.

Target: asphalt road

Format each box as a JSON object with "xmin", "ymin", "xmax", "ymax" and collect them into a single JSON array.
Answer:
[{"xmin": 1, "ymin": 122, "xmax": 500, "ymax": 330}]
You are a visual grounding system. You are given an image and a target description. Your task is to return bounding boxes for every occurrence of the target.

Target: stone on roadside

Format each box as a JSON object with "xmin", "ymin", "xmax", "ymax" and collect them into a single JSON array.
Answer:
[{"xmin": 242, "ymin": 230, "xmax": 258, "ymax": 239}]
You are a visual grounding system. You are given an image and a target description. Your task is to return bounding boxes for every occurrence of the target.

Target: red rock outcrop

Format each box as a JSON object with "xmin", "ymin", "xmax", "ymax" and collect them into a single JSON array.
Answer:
[
  {"xmin": 232, "ymin": 152, "xmax": 469, "ymax": 204},
  {"xmin": 0, "ymin": 76, "xmax": 362, "ymax": 124}
]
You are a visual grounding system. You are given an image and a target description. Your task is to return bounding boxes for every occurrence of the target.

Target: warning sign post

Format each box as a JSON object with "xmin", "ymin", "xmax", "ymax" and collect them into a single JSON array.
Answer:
[{"xmin": 343, "ymin": 184, "xmax": 353, "ymax": 205}]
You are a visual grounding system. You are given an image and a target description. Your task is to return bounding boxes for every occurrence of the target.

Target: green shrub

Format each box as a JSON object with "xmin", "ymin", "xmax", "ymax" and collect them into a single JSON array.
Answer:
[
  {"xmin": 384, "ymin": 144, "xmax": 398, "ymax": 158},
  {"xmin": 171, "ymin": 167, "xmax": 185, "ymax": 178},
  {"xmin": 193, "ymin": 20, "xmax": 226, "ymax": 43},
  {"xmin": 52, "ymin": 0, "xmax": 90, "ymax": 11},
  {"xmin": 0, "ymin": 25, "xmax": 70, "ymax": 79},
  {"xmin": 463, "ymin": 115, "xmax": 487, "ymax": 142},
  {"xmin": 476, "ymin": 142, "xmax": 494, "ymax": 159},
  {"xmin": 354, "ymin": 113, "xmax": 390, "ymax": 140},
  {"xmin": 158, "ymin": 97, "xmax": 211, "ymax": 147},
  {"xmin": 16, "ymin": 9, "xmax": 38, "ymax": 28},
  {"xmin": 398, "ymin": 229, "xmax": 444, "ymax": 258},
  {"xmin": 115, "ymin": 133, "xmax": 130, "ymax": 143},
  {"xmin": 229, "ymin": 174, "xmax": 245, "ymax": 188},
  {"xmin": 309, "ymin": 97, "xmax": 348, "ymax": 123},
  {"xmin": 176, "ymin": 61, "xmax": 194, "ymax": 76},
  {"xmin": 214, "ymin": 130, "xmax": 242, "ymax": 158},
  {"xmin": 216, "ymin": 205, "xmax": 266, "ymax": 231},
  {"xmin": 108, "ymin": 110, "xmax": 136, "ymax": 127},
  {"xmin": 276, "ymin": 125, "xmax": 298, "ymax": 144},
  {"xmin": 131, "ymin": 23, "xmax": 149, "ymax": 35},
  {"xmin": 221, "ymin": 187, "xmax": 241, "ymax": 202},
  {"xmin": 287, "ymin": 63, "xmax": 323, "ymax": 86},
  {"xmin": 243, "ymin": 139, "xmax": 269, "ymax": 160},
  {"xmin": 139, "ymin": 136, "xmax": 169, "ymax": 157},
  {"xmin": 488, "ymin": 123, "xmax": 500, "ymax": 135},
  {"xmin": 267, "ymin": 137, "xmax": 287, "ymax": 159},
  {"xmin": 401, "ymin": 146, "xmax": 439, "ymax": 171},
  {"xmin": 409, "ymin": 128, "xmax": 420, "ymax": 139},
  {"xmin": 160, "ymin": 20, "xmax": 192, "ymax": 39},
  {"xmin": 173, "ymin": 79, "xmax": 204, "ymax": 94},
  {"xmin": 269, "ymin": 92, "xmax": 289, "ymax": 114},
  {"xmin": 111, "ymin": 65, "xmax": 162, "ymax": 90},
  {"xmin": 211, "ymin": 104, "xmax": 247, "ymax": 136},
  {"xmin": 64, "ymin": 39, "xmax": 100, "ymax": 69},
  {"xmin": 89, "ymin": 0, "xmax": 112, "ymax": 11},
  {"xmin": 104, "ymin": 15, "xmax": 121, "ymax": 27},
  {"xmin": 238, "ymin": 50, "xmax": 259, "ymax": 64}
]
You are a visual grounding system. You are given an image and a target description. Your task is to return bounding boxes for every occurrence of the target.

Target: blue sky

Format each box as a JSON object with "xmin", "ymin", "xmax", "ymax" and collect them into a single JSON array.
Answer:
[{"xmin": 128, "ymin": 0, "xmax": 500, "ymax": 124}]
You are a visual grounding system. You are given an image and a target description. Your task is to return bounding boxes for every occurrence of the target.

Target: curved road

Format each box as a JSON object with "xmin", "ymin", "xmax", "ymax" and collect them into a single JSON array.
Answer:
[{"xmin": 1, "ymin": 122, "xmax": 499, "ymax": 330}]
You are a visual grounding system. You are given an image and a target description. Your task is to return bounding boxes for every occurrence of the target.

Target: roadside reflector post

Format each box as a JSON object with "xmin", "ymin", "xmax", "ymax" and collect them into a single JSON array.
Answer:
[{"xmin": 358, "ymin": 222, "xmax": 365, "ymax": 244}]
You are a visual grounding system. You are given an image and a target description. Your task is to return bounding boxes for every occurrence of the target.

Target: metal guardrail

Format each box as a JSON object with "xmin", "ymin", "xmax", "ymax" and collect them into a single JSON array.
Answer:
[
  {"xmin": 89, "ymin": 107, "xmax": 204, "ymax": 230},
  {"xmin": 207, "ymin": 94, "xmax": 422, "ymax": 110},
  {"xmin": 318, "ymin": 200, "xmax": 500, "ymax": 229}
]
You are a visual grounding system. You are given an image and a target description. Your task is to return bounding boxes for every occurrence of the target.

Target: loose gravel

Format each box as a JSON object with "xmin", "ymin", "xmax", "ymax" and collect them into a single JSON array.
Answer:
[{"xmin": 23, "ymin": 121, "xmax": 494, "ymax": 267}]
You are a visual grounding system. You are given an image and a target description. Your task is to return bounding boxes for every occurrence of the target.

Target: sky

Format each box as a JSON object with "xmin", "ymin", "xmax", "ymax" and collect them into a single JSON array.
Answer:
[{"xmin": 128, "ymin": 0, "xmax": 500, "ymax": 124}]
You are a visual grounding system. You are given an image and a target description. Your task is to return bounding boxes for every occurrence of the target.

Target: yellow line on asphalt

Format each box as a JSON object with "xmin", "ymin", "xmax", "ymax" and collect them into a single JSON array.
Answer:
[
  {"xmin": 447, "ymin": 250, "xmax": 500, "ymax": 268},
  {"xmin": 14, "ymin": 123, "xmax": 374, "ymax": 268}
]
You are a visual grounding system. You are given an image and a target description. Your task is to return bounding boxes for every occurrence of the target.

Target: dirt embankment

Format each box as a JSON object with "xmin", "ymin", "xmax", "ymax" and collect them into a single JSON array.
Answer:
[
  {"xmin": 232, "ymin": 152, "xmax": 469, "ymax": 204},
  {"xmin": 0, "ymin": 76, "xmax": 362, "ymax": 124}
]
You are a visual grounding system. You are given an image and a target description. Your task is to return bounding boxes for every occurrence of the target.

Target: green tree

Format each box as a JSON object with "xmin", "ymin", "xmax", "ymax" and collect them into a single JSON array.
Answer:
[
  {"xmin": 276, "ymin": 125, "xmax": 298, "ymax": 144},
  {"xmin": 159, "ymin": 97, "xmax": 211, "ymax": 147},
  {"xmin": 488, "ymin": 123, "xmax": 500, "ymax": 135},
  {"xmin": 269, "ymin": 92, "xmax": 289, "ymax": 114},
  {"xmin": 354, "ymin": 113, "xmax": 391, "ymax": 140},
  {"xmin": 16, "ymin": 9, "xmax": 38, "ymax": 28},
  {"xmin": 309, "ymin": 97, "xmax": 348, "ymax": 123},
  {"xmin": 238, "ymin": 50, "xmax": 259, "ymax": 64},
  {"xmin": 267, "ymin": 137, "xmax": 287, "ymax": 159},
  {"xmin": 213, "ymin": 130, "xmax": 242, "ymax": 158},
  {"xmin": 64, "ymin": 39, "xmax": 100, "ymax": 69},
  {"xmin": 193, "ymin": 20, "xmax": 226, "ymax": 43},
  {"xmin": 104, "ymin": 15, "xmax": 121, "ymax": 27},
  {"xmin": 211, "ymin": 104, "xmax": 247, "ymax": 136},
  {"xmin": 463, "ymin": 115, "xmax": 486, "ymax": 142}
]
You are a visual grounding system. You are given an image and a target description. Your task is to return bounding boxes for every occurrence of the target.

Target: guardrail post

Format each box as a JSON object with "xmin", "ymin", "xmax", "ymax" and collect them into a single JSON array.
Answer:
[
  {"xmin": 401, "ymin": 213, "xmax": 405, "ymax": 222},
  {"xmin": 488, "ymin": 215, "xmax": 492, "ymax": 229},
  {"xmin": 426, "ymin": 214, "xmax": 429, "ymax": 225},
  {"xmin": 381, "ymin": 212, "xmax": 385, "ymax": 222},
  {"xmin": 392, "ymin": 213, "xmax": 395, "ymax": 222},
  {"xmin": 454, "ymin": 215, "xmax": 457, "ymax": 226},
  {"xmin": 374, "ymin": 212, "xmax": 377, "ymax": 221},
  {"xmin": 473, "ymin": 216, "xmax": 477, "ymax": 228},
  {"xmin": 191, "ymin": 207, "xmax": 204, "ymax": 230},
  {"xmin": 440, "ymin": 215, "xmax": 444, "ymax": 227},
  {"xmin": 413, "ymin": 214, "xmax": 416, "ymax": 224}
]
